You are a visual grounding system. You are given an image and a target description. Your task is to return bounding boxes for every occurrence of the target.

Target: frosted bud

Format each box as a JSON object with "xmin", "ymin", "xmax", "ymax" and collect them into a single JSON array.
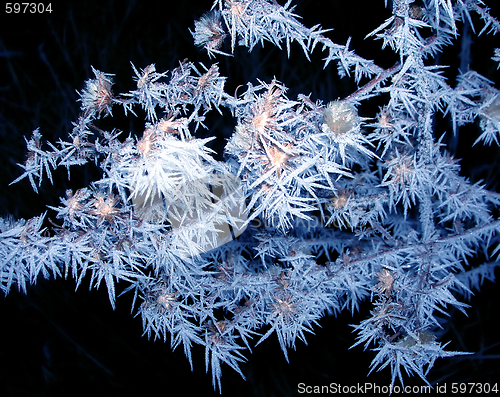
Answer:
[
  {"xmin": 410, "ymin": 5, "xmax": 425, "ymax": 20},
  {"xmin": 231, "ymin": 124, "xmax": 254, "ymax": 151},
  {"xmin": 322, "ymin": 100, "xmax": 361, "ymax": 136},
  {"xmin": 192, "ymin": 10, "xmax": 227, "ymax": 54},
  {"xmin": 80, "ymin": 66, "xmax": 114, "ymax": 117},
  {"xmin": 481, "ymin": 95, "xmax": 500, "ymax": 122}
]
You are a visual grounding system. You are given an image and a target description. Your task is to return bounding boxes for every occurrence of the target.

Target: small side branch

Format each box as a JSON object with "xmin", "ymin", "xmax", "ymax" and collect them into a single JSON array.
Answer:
[{"xmin": 344, "ymin": 62, "xmax": 401, "ymax": 102}]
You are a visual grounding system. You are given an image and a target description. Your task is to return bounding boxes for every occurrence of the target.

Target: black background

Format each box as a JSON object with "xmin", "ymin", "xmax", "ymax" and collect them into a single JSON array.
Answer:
[{"xmin": 1, "ymin": 1, "xmax": 499, "ymax": 396}]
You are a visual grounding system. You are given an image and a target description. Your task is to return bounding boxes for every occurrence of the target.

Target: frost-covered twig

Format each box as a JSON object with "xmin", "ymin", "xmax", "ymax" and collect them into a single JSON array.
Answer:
[{"xmin": 3, "ymin": 0, "xmax": 500, "ymax": 393}]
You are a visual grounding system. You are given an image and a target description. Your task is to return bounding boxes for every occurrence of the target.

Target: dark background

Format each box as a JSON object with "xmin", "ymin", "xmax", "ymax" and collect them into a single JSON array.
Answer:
[{"xmin": 1, "ymin": 1, "xmax": 499, "ymax": 396}]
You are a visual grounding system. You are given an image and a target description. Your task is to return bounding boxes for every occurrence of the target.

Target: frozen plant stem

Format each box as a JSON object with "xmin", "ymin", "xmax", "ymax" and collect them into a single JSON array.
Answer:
[{"xmin": 3, "ymin": 0, "xmax": 500, "ymax": 392}]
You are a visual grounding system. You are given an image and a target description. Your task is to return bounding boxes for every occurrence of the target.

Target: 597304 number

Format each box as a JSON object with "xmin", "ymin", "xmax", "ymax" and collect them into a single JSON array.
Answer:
[
  {"xmin": 5, "ymin": 3, "xmax": 52, "ymax": 13},
  {"xmin": 451, "ymin": 383, "xmax": 498, "ymax": 394}
]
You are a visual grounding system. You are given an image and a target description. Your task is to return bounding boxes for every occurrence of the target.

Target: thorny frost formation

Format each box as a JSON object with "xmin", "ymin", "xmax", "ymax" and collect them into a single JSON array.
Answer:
[{"xmin": 2, "ymin": 0, "xmax": 500, "ymax": 391}]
